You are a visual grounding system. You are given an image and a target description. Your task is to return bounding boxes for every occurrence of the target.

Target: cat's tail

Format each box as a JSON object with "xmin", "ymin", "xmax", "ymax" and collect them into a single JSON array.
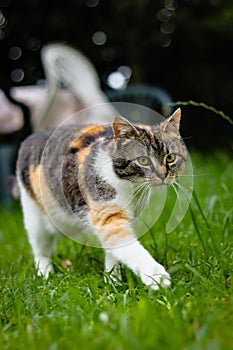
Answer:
[
  {"xmin": 7, "ymin": 175, "xmax": 20, "ymax": 199},
  {"xmin": 37, "ymin": 43, "xmax": 117, "ymax": 130}
]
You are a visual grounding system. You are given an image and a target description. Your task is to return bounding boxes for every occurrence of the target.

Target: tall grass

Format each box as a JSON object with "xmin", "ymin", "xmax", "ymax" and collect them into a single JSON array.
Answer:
[{"xmin": 0, "ymin": 151, "xmax": 232, "ymax": 350}]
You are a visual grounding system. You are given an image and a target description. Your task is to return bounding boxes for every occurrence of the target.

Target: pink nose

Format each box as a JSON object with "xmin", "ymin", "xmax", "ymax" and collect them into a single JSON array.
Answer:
[
  {"xmin": 157, "ymin": 171, "xmax": 165, "ymax": 181},
  {"xmin": 156, "ymin": 165, "xmax": 166, "ymax": 181}
]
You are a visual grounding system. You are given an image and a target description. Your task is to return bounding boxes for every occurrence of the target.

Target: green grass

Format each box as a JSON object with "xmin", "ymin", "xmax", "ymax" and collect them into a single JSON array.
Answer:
[{"xmin": 0, "ymin": 151, "xmax": 233, "ymax": 350}]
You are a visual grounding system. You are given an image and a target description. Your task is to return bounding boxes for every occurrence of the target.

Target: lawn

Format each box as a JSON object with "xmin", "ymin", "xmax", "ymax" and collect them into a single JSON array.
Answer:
[{"xmin": 0, "ymin": 151, "xmax": 232, "ymax": 350}]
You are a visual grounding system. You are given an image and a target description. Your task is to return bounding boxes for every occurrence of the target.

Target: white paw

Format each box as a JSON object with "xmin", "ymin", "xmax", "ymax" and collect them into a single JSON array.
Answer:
[
  {"xmin": 104, "ymin": 267, "xmax": 122, "ymax": 285},
  {"xmin": 140, "ymin": 264, "xmax": 171, "ymax": 291},
  {"xmin": 36, "ymin": 257, "xmax": 54, "ymax": 279}
]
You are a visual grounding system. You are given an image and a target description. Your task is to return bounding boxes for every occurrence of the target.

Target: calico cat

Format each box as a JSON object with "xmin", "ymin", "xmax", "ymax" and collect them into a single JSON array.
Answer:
[{"xmin": 16, "ymin": 108, "xmax": 187, "ymax": 290}]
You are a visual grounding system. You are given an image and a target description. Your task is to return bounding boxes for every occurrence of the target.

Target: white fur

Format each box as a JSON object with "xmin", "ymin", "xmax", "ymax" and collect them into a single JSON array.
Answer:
[
  {"xmin": 95, "ymin": 149, "xmax": 171, "ymax": 290},
  {"xmin": 18, "ymin": 176, "xmax": 91, "ymax": 276},
  {"xmin": 95, "ymin": 148, "xmax": 134, "ymax": 212},
  {"xmin": 100, "ymin": 222, "xmax": 170, "ymax": 290},
  {"xmin": 18, "ymin": 156, "xmax": 171, "ymax": 290},
  {"xmin": 18, "ymin": 178, "xmax": 57, "ymax": 277},
  {"xmin": 108, "ymin": 241, "xmax": 170, "ymax": 290}
]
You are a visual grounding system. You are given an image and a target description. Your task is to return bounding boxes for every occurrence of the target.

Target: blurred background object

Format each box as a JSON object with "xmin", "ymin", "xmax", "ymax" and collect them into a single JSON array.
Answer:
[
  {"xmin": 0, "ymin": 0, "xmax": 232, "ymax": 147},
  {"xmin": 0, "ymin": 0, "xmax": 232, "ymax": 202},
  {"xmin": 0, "ymin": 41, "xmax": 172, "ymax": 202},
  {"xmin": 37, "ymin": 43, "xmax": 118, "ymax": 129}
]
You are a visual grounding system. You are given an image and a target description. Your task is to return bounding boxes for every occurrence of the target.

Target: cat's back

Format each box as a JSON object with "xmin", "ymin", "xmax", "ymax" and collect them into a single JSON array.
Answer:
[
  {"xmin": 16, "ymin": 123, "xmax": 113, "ymax": 216},
  {"xmin": 17, "ymin": 129, "xmax": 51, "ymax": 168},
  {"xmin": 16, "ymin": 125, "xmax": 86, "ymax": 204},
  {"xmin": 17, "ymin": 124, "xmax": 81, "ymax": 163}
]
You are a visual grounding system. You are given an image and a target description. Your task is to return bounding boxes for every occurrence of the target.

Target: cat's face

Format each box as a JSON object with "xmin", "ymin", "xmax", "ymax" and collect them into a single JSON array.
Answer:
[{"xmin": 111, "ymin": 108, "xmax": 187, "ymax": 186}]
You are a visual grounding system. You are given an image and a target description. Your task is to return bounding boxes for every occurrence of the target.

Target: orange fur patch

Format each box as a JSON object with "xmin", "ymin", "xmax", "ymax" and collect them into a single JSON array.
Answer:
[
  {"xmin": 102, "ymin": 227, "xmax": 131, "ymax": 246},
  {"xmin": 70, "ymin": 125, "xmax": 105, "ymax": 150},
  {"xmin": 101, "ymin": 211, "xmax": 129, "ymax": 227},
  {"xmin": 77, "ymin": 146, "xmax": 92, "ymax": 164},
  {"xmin": 90, "ymin": 204, "xmax": 132, "ymax": 246},
  {"xmin": 90, "ymin": 204, "xmax": 128, "ymax": 228},
  {"xmin": 29, "ymin": 164, "xmax": 51, "ymax": 211}
]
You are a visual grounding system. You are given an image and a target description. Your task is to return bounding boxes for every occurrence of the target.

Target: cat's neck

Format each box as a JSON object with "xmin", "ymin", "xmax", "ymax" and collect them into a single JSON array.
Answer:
[{"xmin": 94, "ymin": 146, "xmax": 134, "ymax": 210}]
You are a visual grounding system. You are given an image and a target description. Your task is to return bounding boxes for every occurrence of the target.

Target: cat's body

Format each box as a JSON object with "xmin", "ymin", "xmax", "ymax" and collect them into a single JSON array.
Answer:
[{"xmin": 17, "ymin": 108, "xmax": 187, "ymax": 290}]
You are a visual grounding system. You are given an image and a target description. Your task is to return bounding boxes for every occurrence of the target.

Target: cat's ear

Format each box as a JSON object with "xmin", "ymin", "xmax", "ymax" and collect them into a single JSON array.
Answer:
[
  {"xmin": 113, "ymin": 116, "xmax": 139, "ymax": 138},
  {"xmin": 162, "ymin": 108, "xmax": 181, "ymax": 134}
]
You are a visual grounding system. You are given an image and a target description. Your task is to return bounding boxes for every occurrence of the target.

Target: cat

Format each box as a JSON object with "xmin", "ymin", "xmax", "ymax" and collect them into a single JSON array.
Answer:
[{"xmin": 16, "ymin": 108, "xmax": 187, "ymax": 290}]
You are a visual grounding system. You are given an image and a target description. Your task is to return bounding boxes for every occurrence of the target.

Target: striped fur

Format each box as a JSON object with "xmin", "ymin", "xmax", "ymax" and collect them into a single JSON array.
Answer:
[{"xmin": 17, "ymin": 108, "xmax": 187, "ymax": 290}]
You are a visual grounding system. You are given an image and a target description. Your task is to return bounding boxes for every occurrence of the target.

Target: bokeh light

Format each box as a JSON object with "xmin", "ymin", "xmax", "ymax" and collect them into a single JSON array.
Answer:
[
  {"xmin": 164, "ymin": 0, "xmax": 177, "ymax": 11},
  {"xmin": 10, "ymin": 68, "xmax": 24, "ymax": 83},
  {"xmin": 107, "ymin": 71, "xmax": 126, "ymax": 90},
  {"xmin": 92, "ymin": 31, "xmax": 107, "ymax": 46},
  {"xmin": 157, "ymin": 8, "xmax": 172, "ymax": 23},
  {"xmin": 160, "ymin": 21, "xmax": 175, "ymax": 35},
  {"xmin": 8, "ymin": 46, "xmax": 22, "ymax": 60},
  {"xmin": 118, "ymin": 65, "xmax": 132, "ymax": 80},
  {"xmin": 27, "ymin": 37, "xmax": 41, "ymax": 51},
  {"xmin": 85, "ymin": 0, "xmax": 99, "ymax": 7},
  {"xmin": 159, "ymin": 34, "xmax": 172, "ymax": 48},
  {"xmin": 0, "ymin": 10, "xmax": 6, "ymax": 27},
  {"xmin": 157, "ymin": 0, "xmax": 177, "ymax": 48}
]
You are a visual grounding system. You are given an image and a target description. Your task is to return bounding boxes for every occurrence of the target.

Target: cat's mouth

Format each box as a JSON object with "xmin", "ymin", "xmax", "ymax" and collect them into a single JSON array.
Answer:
[{"xmin": 146, "ymin": 176, "xmax": 176, "ymax": 187}]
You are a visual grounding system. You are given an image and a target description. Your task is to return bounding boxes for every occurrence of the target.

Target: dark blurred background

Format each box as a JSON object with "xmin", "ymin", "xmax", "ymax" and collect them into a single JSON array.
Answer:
[{"xmin": 0, "ymin": 0, "xmax": 232, "ymax": 150}]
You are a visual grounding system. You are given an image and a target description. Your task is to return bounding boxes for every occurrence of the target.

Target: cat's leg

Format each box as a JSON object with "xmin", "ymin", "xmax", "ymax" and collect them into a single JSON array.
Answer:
[
  {"xmin": 29, "ymin": 222, "xmax": 56, "ymax": 279},
  {"xmin": 107, "ymin": 240, "xmax": 171, "ymax": 290},
  {"xmin": 92, "ymin": 206, "xmax": 170, "ymax": 290},
  {"xmin": 104, "ymin": 251, "xmax": 122, "ymax": 283},
  {"xmin": 19, "ymin": 183, "xmax": 57, "ymax": 278}
]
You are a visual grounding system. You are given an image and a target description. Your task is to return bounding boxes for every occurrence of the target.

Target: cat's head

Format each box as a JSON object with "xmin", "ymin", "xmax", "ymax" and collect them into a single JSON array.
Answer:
[{"xmin": 111, "ymin": 108, "xmax": 187, "ymax": 186}]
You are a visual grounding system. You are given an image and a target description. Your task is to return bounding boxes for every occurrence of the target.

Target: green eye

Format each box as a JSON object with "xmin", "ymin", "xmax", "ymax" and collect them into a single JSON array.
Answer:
[
  {"xmin": 166, "ymin": 153, "xmax": 176, "ymax": 163},
  {"xmin": 137, "ymin": 156, "xmax": 150, "ymax": 166}
]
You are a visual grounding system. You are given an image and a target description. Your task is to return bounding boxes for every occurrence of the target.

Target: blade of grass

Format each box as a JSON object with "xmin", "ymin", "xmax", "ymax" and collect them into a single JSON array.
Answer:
[
  {"xmin": 189, "ymin": 206, "xmax": 209, "ymax": 258},
  {"xmin": 170, "ymin": 100, "xmax": 233, "ymax": 125},
  {"xmin": 192, "ymin": 191, "xmax": 220, "ymax": 255}
]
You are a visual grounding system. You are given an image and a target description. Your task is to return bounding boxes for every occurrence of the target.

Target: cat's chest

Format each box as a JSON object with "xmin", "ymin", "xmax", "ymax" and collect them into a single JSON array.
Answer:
[{"xmin": 92, "ymin": 149, "xmax": 134, "ymax": 210}]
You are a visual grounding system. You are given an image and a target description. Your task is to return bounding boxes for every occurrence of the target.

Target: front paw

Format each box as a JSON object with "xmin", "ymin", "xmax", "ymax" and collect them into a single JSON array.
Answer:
[
  {"xmin": 35, "ymin": 257, "xmax": 54, "ymax": 279},
  {"xmin": 104, "ymin": 265, "xmax": 122, "ymax": 285},
  {"xmin": 140, "ymin": 264, "xmax": 171, "ymax": 291}
]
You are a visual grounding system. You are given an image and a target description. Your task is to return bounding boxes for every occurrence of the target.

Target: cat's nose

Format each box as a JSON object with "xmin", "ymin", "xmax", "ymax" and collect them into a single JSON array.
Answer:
[
  {"xmin": 156, "ymin": 165, "xmax": 166, "ymax": 182},
  {"xmin": 157, "ymin": 172, "xmax": 165, "ymax": 182}
]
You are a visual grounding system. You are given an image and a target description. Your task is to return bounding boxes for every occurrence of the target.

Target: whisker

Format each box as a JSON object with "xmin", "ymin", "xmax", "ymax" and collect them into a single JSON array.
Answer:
[
  {"xmin": 133, "ymin": 182, "xmax": 146, "ymax": 194},
  {"xmin": 143, "ymin": 184, "xmax": 151, "ymax": 206},
  {"xmin": 141, "ymin": 186, "xmax": 150, "ymax": 212},
  {"xmin": 141, "ymin": 185, "xmax": 150, "ymax": 212},
  {"xmin": 174, "ymin": 181, "xmax": 191, "ymax": 193},
  {"xmin": 129, "ymin": 183, "xmax": 146, "ymax": 203},
  {"xmin": 179, "ymin": 173, "xmax": 206, "ymax": 177},
  {"xmin": 135, "ymin": 184, "xmax": 150, "ymax": 216},
  {"xmin": 135, "ymin": 188, "xmax": 146, "ymax": 215},
  {"xmin": 173, "ymin": 182, "xmax": 192, "ymax": 203},
  {"xmin": 181, "ymin": 136, "xmax": 192, "ymax": 141},
  {"xmin": 171, "ymin": 183, "xmax": 182, "ymax": 211}
]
